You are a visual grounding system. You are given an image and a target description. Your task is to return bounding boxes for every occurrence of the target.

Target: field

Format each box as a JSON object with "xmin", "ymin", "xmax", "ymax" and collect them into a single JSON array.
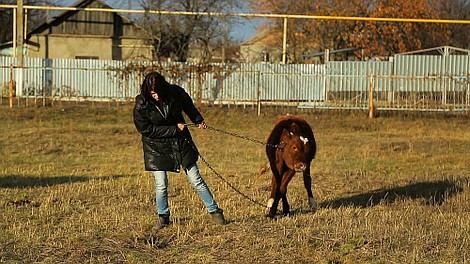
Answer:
[{"xmin": 1, "ymin": 104, "xmax": 469, "ymax": 263}]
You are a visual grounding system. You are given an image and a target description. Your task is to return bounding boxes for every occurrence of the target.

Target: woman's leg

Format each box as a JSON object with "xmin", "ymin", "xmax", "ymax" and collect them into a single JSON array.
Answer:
[
  {"xmin": 184, "ymin": 163, "xmax": 219, "ymax": 213},
  {"xmin": 153, "ymin": 170, "xmax": 170, "ymax": 216}
]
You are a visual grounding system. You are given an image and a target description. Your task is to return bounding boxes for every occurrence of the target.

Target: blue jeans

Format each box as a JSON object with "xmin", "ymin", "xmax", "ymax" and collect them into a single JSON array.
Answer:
[{"xmin": 153, "ymin": 163, "xmax": 219, "ymax": 216}]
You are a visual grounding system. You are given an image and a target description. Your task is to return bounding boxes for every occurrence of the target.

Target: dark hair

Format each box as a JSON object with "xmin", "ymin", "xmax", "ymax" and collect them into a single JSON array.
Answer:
[{"xmin": 141, "ymin": 71, "xmax": 171, "ymax": 102}]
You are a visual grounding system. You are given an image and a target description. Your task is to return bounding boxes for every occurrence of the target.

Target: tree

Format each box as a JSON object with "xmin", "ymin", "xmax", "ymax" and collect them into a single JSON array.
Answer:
[
  {"xmin": 362, "ymin": 0, "xmax": 450, "ymax": 57},
  {"xmin": 248, "ymin": 0, "xmax": 323, "ymax": 63},
  {"xmin": 249, "ymin": 0, "xmax": 461, "ymax": 61},
  {"xmin": 0, "ymin": 0, "xmax": 56, "ymax": 45},
  {"xmin": 139, "ymin": 0, "xmax": 242, "ymax": 63},
  {"xmin": 436, "ymin": 0, "xmax": 470, "ymax": 49}
]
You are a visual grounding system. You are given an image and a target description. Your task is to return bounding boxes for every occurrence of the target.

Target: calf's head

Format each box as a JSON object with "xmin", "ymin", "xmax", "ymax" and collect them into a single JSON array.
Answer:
[{"xmin": 279, "ymin": 129, "xmax": 310, "ymax": 172}]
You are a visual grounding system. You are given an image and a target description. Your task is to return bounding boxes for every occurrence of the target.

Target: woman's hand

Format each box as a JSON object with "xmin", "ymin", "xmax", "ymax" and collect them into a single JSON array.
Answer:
[
  {"xmin": 177, "ymin": 123, "xmax": 185, "ymax": 131},
  {"xmin": 197, "ymin": 122, "xmax": 207, "ymax": 129}
]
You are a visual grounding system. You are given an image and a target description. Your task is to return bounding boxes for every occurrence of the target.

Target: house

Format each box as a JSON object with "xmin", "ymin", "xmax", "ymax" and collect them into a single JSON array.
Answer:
[
  {"xmin": 2, "ymin": 0, "xmax": 153, "ymax": 60},
  {"xmin": 239, "ymin": 29, "xmax": 284, "ymax": 63}
]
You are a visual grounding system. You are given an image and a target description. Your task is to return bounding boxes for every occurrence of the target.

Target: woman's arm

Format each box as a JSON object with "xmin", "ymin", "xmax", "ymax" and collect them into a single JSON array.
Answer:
[
  {"xmin": 133, "ymin": 98, "xmax": 179, "ymax": 138},
  {"xmin": 180, "ymin": 88, "xmax": 204, "ymax": 125}
]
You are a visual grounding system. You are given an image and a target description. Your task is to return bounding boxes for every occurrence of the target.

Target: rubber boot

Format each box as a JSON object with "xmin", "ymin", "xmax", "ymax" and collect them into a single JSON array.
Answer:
[
  {"xmin": 210, "ymin": 208, "xmax": 227, "ymax": 225},
  {"xmin": 158, "ymin": 214, "xmax": 170, "ymax": 228}
]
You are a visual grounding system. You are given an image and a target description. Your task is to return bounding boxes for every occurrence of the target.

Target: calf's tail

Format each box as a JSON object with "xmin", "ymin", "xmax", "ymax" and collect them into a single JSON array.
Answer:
[{"xmin": 259, "ymin": 162, "xmax": 271, "ymax": 176}]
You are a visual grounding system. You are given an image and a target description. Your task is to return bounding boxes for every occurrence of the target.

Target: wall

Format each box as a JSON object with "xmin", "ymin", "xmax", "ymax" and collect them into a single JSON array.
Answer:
[{"xmin": 26, "ymin": 35, "xmax": 152, "ymax": 60}]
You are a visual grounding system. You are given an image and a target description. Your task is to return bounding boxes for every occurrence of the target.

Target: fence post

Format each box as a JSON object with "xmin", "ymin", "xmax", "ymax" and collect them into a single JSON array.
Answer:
[
  {"xmin": 369, "ymin": 74, "xmax": 374, "ymax": 118},
  {"xmin": 257, "ymin": 71, "xmax": 261, "ymax": 116},
  {"xmin": 9, "ymin": 65, "xmax": 14, "ymax": 108},
  {"xmin": 196, "ymin": 70, "xmax": 203, "ymax": 108}
]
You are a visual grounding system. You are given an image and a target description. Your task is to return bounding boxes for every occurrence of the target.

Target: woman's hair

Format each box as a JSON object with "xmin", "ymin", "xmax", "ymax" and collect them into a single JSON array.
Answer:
[{"xmin": 141, "ymin": 71, "xmax": 171, "ymax": 102}]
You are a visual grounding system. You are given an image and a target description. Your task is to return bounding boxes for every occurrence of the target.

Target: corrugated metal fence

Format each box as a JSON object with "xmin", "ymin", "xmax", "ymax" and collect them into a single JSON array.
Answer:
[{"xmin": 1, "ymin": 55, "xmax": 469, "ymax": 112}]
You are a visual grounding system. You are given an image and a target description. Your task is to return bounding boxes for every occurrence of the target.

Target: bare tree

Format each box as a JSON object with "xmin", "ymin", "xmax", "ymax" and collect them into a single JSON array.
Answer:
[
  {"xmin": 0, "ymin": 1, "xmax": 14, "ymax": 45},
  {"xmin": 138, "ymin": 0, "xmax": 241, "ymax": 62},
  {"xmin": 437, "ymin": 0, "xmax": 470, "ymax": 49},
  {"xmin": 0, "ymin": 0, "xmax": 58, "ymax": 45}
]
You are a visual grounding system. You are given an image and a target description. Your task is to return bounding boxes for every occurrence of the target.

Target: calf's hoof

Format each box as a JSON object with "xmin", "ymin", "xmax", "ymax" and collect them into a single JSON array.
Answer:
[
  {"xmin": 266, "ymin": 212, "xmax": 278, "ymax": 219},
  {"xmin": 309, "ymin": 196, "xmax": 318, "ymax": 212},
  {"xmin": 266, "ymin": 198, "xmax": 277, "ymax": 218}
]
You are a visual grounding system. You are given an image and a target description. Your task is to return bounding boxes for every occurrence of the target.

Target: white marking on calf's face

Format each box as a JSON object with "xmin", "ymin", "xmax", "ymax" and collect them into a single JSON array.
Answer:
[{"xmin": 300, "ymin": 136, "xmax": 309, "ymax": 145}]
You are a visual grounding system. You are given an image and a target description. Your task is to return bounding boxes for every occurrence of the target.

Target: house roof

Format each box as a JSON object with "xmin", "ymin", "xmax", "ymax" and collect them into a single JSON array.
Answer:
[
  {"xmin": 396, "ymin": 46, "xmax": 470, "ymax": 56},
  {"xmin": 240, "ymin": 28, "xmax": 282, "ymax": 46},
  {"xmin": 27, "ymin": 0, "xmax": 148, "ymax": 38},
  {"xmin": 302, "ymin": 47, "xmax": 364, "ymax": 59}
]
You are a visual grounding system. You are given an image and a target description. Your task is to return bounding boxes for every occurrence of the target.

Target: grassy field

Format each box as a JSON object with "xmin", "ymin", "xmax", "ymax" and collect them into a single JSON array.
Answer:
[{"xmin": 1, "ymin": 104, "xmax": 469, "ymax": 263}]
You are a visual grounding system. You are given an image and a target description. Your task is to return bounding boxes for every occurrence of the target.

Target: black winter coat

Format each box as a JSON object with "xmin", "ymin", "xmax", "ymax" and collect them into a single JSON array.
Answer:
[{"xmin": 133, "ymin": 85, "xmax": 204, "ymax": 172}]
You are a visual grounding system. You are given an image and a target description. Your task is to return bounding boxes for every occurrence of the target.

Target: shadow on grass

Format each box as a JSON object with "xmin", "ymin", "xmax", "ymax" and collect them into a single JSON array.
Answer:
[
  {"xmin": 320, "ymin": 178, "xmax": 467, "ymax": 208},
  {"xmin": 0, "ymin": 174, "xmax": 129, "ymax": 189}
]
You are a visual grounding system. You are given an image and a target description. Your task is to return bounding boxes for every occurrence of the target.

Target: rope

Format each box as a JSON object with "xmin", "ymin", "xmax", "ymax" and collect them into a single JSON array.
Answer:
[
  {"xmin": 206, "ymin": 125, "xmax": 279, "ymax": 149},
  {"xmin": 180, "ymin": 128, "xmax": 266, "ymax": 208},
  {"xmin": 197, "ymin": 152, "xmax": 266, "ymax": 208}
]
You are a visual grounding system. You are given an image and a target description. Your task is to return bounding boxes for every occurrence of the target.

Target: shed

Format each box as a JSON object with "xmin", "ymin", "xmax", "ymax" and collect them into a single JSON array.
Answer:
[{"xmin": 18, "ymin": 0, "xmax": 153, "ymax": 60}]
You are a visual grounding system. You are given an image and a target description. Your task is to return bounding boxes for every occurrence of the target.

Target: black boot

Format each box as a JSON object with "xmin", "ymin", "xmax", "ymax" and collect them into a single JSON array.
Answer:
[
  {"xmin": 210, "ymin": 209, "xmax": 227, "ymax": 225},
  {"xmin": 158, "ymin": 214, "xmax": 170, "ymax": 228}
]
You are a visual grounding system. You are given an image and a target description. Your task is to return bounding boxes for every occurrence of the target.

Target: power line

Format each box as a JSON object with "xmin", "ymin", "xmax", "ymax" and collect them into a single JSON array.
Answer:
[{"xmin": 1, "ymin": 4, "xmax": 470, "ymax": 24}]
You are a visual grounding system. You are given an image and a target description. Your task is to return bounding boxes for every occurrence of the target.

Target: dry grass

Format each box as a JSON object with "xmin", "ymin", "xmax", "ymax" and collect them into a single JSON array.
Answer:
[{"xmin": 1, "ymin": 104, "xmax": 469, "ymax": 263}]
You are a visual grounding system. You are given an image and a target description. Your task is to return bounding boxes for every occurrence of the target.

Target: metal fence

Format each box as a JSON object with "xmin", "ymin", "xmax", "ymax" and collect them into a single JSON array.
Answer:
[{"xmin": 1, "ymin": 56, "xmax": 469, "ymax": 113}]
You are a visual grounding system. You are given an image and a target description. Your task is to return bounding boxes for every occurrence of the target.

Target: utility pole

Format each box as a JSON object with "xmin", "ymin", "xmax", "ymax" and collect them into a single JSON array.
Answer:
[
  {"xmin": 17, "ymin": 0, "xmax": 24, "ymax": 65},
  {"xmin": 282, "ymin": 17, "xmax": 287, "ymax": 64},
  {"xmin": 16, "ymin": 0, "xmax": 24, "ymax": 97},
  {"xmin": 222, "ymin": 22, "xmax": 228, "ymax": 63},
  {"xmin": 46, "ymin": 0, "xmax": 50, "ymax": 20}
]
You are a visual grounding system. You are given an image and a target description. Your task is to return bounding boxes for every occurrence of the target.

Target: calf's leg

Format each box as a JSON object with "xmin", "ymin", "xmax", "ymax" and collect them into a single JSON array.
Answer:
[
  {"xmin": 303, "ymin": 166, "xmax": 318, "ymax": 211},
  {"xmin": 267, "ymin": 175, "xmax": 281, "ymax": 218},
  {"xmin": 280, "ymin": 170, "xmax": 295, "ymax": 215}
]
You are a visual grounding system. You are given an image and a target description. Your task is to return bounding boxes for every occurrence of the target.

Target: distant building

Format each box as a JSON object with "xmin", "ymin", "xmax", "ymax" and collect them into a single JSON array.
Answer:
[
  {"xmin": 1, "ymin": 0, "xmax": 153, "ymax": 60},
  {"xmin": 186, "ymin": 42, "xmax": 240, "ymax": 64},
  {"xmin": 239, "ymin": 29, "xmax": 283, "ymax": 63}
]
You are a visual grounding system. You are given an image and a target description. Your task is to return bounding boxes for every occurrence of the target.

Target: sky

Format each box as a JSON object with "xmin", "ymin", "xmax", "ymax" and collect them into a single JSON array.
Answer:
[{"xmin": 58, "ymin": 0, "xmax": 262, "ymax": 41}]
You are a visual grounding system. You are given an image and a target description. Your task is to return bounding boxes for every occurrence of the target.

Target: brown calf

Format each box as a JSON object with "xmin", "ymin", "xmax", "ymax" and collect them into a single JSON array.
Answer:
[{"xmin": 265, "ymin": 115, "xmax": 317, "ymax": 218}]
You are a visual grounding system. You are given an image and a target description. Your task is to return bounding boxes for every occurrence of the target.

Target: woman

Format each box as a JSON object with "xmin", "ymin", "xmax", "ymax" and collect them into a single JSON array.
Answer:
[{"xmin": 133, "ymin": 71, "xmax": 226, "ymax": 227}]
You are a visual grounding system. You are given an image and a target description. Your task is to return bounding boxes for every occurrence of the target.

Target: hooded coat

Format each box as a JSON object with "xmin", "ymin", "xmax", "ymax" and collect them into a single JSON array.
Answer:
[{"xmin": 133, "ymin": 73, "xmax": 204, "ymax": 172}]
